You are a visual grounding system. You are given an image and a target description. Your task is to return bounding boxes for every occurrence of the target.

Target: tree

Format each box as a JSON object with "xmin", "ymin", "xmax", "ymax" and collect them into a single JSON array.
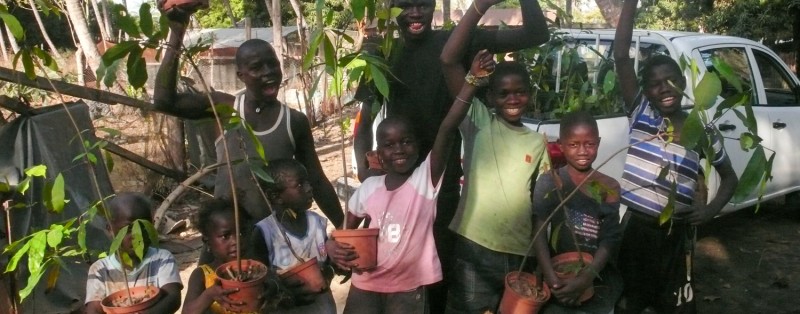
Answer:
[
  {"xmin": 594, "ymin": 0, "xmax": 622, "ymax": 27},
  {"xmin": 64, "ymin": 0, "xmax": 103, "ymax": 72},
  {"xmin": 264, "ymin": 0, "xmax": 283, "ymax": 72},
  {"xmin": 27, "ymin": 0, "xmax": 63, "ymax": 62}
]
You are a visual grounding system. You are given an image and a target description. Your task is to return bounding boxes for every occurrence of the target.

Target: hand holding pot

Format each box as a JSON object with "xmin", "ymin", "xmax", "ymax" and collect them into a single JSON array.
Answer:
[
  {"xmin": 282, "ymin": 276, "xmax": 317, "ymax": 306},
  {"xmin": 551, "ymin": 272, "xmax": 593, "ymax": 307},
  {"xmin": 205, "ymin": 279, "xmax": 243, "ymax": 308},
  {"xmin": 325, "ymin": 239, "xmax": 360, "ymax": 271}
]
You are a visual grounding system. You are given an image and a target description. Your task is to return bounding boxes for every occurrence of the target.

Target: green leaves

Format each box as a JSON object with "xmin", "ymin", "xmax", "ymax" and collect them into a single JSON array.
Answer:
[
  {"xmin": 733, "ymin": 146, "xmax": 769, "ymax": 203},
  {"xmin": 659, "ymin": 183, "xmax": 677, "ymax": 226},
  {"xmin": 680, "ymin": 109, "xmax": 704, "ymax": 149},
  {"xmin": 0, "ymin": 5, "xmax": 23, "ymax": 41},
  {"xmin": 693, "ymin": 72, "xmax": 722, "ymax": 110},
  {"xmin": 43, "ymin": 173, "xmax": 67, "ymax": 214}
]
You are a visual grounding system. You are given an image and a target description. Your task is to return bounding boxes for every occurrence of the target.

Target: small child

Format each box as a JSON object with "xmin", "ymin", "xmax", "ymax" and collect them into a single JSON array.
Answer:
[
  {"xmin": 84, "ymin": 192, "xmax": 182, "ymax": 314},
  {"xmin": 440, "ymin": 3, "xmax": 551, "ymax": 313},
  {"xmin": 326, "ymin": 50, "xmax": 496, "ymax": 313},
  {"xmin": 614, "ymin": 1, "xmax": 739, "ymax": 312},
  {"xmin": 182, "ymin": 198, "xmax": 260, "ymax": 314},
  {"xmin": 250, "ymin": 159, "xmax": 336, "ymax": 313},
  {"xmin": 532, "ymin": 111, "xmax": 623, "ymax": 313}
]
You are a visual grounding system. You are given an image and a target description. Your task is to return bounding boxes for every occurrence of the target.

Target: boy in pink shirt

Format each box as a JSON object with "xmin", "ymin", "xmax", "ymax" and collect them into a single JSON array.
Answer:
[{"xmin": 327, "ymin": 50, "xmax": 497, "ymax": 313}]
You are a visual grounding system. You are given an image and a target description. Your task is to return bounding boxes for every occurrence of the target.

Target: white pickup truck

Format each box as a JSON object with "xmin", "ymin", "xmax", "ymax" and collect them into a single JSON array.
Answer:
[{"xmin": 354, "ymin": 29, "xmax": 800, "ymax": 215}]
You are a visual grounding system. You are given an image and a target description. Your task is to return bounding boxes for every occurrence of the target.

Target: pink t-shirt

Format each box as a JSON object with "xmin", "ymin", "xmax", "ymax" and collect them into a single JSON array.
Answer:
[{"xmin": 347, "ymin": 154, "xmax": 443, "ymax": 293}]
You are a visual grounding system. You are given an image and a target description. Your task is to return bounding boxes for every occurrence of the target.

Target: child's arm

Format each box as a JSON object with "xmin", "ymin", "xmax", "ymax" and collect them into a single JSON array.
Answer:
[
  {"xmin": 441, "ymin": 0, "xmax": 496, "ymax": 96},
  {"xmin": 181, "ymin": 268, "xmax": 240, "ymax": 314},
  {"xmin": 613, "ymin": 0, "xmax": 640, "ymax": 113},
  {"xmin": 326, "ymin": 212, "xmax": 364, "ymax": 271},
  {"xmin": 530, "ymin": 173, "xmax": 562, "ymax": 290},
  {"xmin": 145, "ymin": 282, "xmax": 182, "ymax": 314},
  {"xmin": 153, "ymin": 4, "xmax": 233, "ymax": 120},
  {"xmin": 688, "ymin": 157, "xmax": 738, "ymax": 225},
  {"xmin": 477, "ymin": 0, "xmax": 549, "ymax": 58},
  {"xmin": 84, "ymin": 301, "xmax": 103, "ymax": 314},
  {"xmin": 290, "ymin": 110, "xmax": 345, "ymax": 228},
  {"xmin": 532, "ymin": 216, "xmax": 560, "ymax": 288}
]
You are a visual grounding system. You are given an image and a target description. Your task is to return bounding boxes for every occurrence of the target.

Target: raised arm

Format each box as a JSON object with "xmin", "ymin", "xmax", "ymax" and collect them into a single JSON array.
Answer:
[
  {"xmin": 431, "ymin": 50, "xmax": 494, "ymax": 185},
  {"xmin": 153, "ymin": 4, "xmax": 232, "ymax": 119},
  {"xmin": 614, "ymin": 0, "xmax": 640, "ymax": 111},
  {"xmin": 481, "ymin": 0, "xmax": 549, "ymax": 54},
  {"xmin": 290, "ymin": 111, "xmax": 345, "ymax": 228},
  {"xmin": 441, "ymin": 0, "xmax": 488, "ymax": 96}
]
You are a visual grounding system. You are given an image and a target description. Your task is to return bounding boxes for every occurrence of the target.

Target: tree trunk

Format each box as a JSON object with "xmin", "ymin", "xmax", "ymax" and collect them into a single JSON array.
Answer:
[
  {"xmin": 221, "ymin": 0, "xmax": 238, "ymax": 27},
  {"xmin": 287, "ymin": 0, "xmax": 315, "ymax": 124},
  {"xmin": 0, "ymin": 26, "xmax": 8, "ymax": 62},
  {"xmin": 263, "ymin": 0, "xmax": 283, "ymax": 72},
  {"xmin": 89, "ymin": 0, "xmax": 109, "ymax": 41},
  {"xmin": 443, "ymin": 0, "xmax": 450, "ymax": 25},
  {"xmin": 4, "ymin": 26, "xmax": 20, "ymax": 53},
  {"xmin": 64, "ymin": 0, "xmax": 103, "ymax": 77},
  {"xmin": 594, "ymin": 0, "xmax": 623, "ymax": 27},
  {"xmin": 794, "ymin": 6, "xmax": 800, "ymax": 76},
  {"xmin": 28, "ymin": 0, "xmax": 64, "ymax": 62},
  {"xmin": 100, "ymin": 0, "xmax": 114, "ymax": 41}
]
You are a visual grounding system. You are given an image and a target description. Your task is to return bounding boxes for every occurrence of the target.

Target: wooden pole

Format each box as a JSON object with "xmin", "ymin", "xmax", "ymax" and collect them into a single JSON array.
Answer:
[{"xmin": 0, "ymin": 67, "xmax": 150, "ymax": 110}]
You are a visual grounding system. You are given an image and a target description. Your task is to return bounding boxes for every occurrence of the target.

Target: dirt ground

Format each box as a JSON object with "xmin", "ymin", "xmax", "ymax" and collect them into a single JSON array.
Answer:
[{"xmin": 98, "ymin": 107, "xmax": 800, "ymax": 313}]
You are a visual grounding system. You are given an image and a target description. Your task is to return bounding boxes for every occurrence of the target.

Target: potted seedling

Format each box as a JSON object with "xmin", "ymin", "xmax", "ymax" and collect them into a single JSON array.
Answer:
[{"xmin": 275, "ymin": 211, "xmax": 326, "ymax": 294}]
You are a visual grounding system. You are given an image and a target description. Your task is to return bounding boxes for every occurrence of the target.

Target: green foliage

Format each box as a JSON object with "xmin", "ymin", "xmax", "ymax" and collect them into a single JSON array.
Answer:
[
  {"xmin": 96, "ymin": 3, "xmax": 172, "ymax": 89},
  {"xmin": 517, "ymin": 29, "xmax": 623, "ymax": 119}
]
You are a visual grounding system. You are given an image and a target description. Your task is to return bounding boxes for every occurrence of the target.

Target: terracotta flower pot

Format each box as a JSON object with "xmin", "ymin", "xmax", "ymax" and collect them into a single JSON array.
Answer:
[
  {"xmin": 551, "ymin": 252, "xmax": 595, "ymax": 303},
  {"xmin": 498, "ymin": 271, "xmax": 551, "ymax": 314},
  {"xmin": 101, "ymin": 285, "xmax": 161, "ymax": 314},
  {"xmin": 162, "ymin": 0, "xmax": 209, "ymax": 11},
  {"xmin": 215, "ymin": 259, "xmax": 269, "ymax": 313},
  {"xmin": 331, "ymin": 228, "xmax": 379, "ymax": 271},
  {"xmin": 279, "ymin": 257, "xmax": 326, "ymax": 294}
]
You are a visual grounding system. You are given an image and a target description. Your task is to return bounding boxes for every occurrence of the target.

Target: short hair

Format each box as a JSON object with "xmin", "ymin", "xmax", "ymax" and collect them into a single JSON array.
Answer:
[
  {"xmin": 488, "ymin": 61, "xmax": 532, "ymax": 92},
  {"xmin": 258, "ymin": 159, "xmax": 307, "ymax": 200},
  {"xmin": 639, "ymin": 54, "xmax": 683, "ymax": 86},
  {"xmin": 560, "ymin": 111, "xmax": 598, "ymax": 139},
  {"xmin": 235, "ymin": 39, "xmax": 274, "ymax": 68},
  {"xmin": 108, "ymin": 192, "xmax": 152, "ymax": 224},
  {"xmin": 376, "ymin": 115, "xmax": 417, "ymax": 142},
  {"xmin": 194, "ymin": 198, "xmax": 236, "ymax": 236}
]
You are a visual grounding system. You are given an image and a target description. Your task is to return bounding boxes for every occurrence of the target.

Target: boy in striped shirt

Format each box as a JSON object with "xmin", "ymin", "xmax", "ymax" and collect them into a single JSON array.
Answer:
[{"xmin": 613, "ymin": 1, "xmax": 739, "ymax": 313}]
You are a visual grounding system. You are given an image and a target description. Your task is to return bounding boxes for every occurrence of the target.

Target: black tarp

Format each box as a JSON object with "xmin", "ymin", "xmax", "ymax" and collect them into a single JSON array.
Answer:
[{"xmin": 0, "ymin": 101, "xmax": 114, "ymax": 313}]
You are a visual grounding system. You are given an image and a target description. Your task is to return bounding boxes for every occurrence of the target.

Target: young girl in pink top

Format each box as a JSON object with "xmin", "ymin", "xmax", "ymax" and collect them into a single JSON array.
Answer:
[{"xmin": 327, "ymin": 51, "xmax": 496, "ymax": 313}]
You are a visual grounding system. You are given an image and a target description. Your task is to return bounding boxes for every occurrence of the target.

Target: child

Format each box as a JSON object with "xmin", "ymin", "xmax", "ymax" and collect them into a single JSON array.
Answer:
[
  {"xmin": 326, "ymin": 50, "xmax": 496, "ymax": 313},
  {"xmin": 440, "ymin": 3, "xmax": 551, "ymax": 313},
  {"xmin": 182, "ymin": 198, "xmax": 261, "ymax": 314},
  {"xmin": 84, "ymin": 192, "xmax": 183, "ymax": 314},
  {"xmin": 532, "ymin": 111, "xmax": 623, "ymax": 313},
  {"xmin": 250, "ymin": 159, "xmax": 336, "ymax": 313},
  {"xmin": 614, "ymin": 1, "xmax": 739, "ymax": 312}
]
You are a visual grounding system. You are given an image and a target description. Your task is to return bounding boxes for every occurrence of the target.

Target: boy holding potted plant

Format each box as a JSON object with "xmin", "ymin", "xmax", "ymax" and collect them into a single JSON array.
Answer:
[
  {"xmin": 438, "ymin": 1, "xmax": 551, "ymax": 312},
  {"xmin": 531, "ymin": 111, "xmax": 623, "ymax": 313},
  {"xmin": 250, "ymin": 159, "xmax": 337, "ymax": 313},
  {"xmin": 614, "ymin": 0, "xmax": 739, "ymax": 312},
  {"xmin": 84, "ymin": 192, "xmax": 183, "ymax": 314}
]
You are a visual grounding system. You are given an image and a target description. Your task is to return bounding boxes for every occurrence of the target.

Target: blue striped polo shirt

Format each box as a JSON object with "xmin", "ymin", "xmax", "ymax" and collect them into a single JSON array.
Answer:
[{"xmin": 621, "ymin": 94, "xmax": 727, "ymax": 217}]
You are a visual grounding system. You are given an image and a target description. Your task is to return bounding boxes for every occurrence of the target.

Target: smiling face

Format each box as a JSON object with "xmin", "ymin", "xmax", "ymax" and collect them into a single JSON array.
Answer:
[
  {"xmin": 236, "ymin": 41, "xmax": 283, "ymax": 102},
  {"xmin": 205, "ymin": 211, "xmax": 239, "ymax": 263},
  {"xmin": 643, "ymin": 63, "xmax": 686, "ymax": 116},
  {"xmin": 276, "ymin": 168, "xmax": 314, "ymax": 212},
  {"xmin": 376, "ymin": 119, "xmax": 420, "ymax": 176},
  {"xmin": 488, "ymin": 73, "xmax": 531, "ymax": 124},
  {"xmin": 392, "ymin": 0, "xmax": 435, "ymax": 41},
  {"xmin": 559, "ymin": 124, "xmax": 600, "ymax": 173}
]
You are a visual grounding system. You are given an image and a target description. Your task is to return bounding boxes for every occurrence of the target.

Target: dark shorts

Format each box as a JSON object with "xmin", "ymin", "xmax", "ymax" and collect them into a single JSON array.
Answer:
[
  {"xmin": 344, "ymin": 285, "xmax": 428, "ymax": 314},
  {"xmin": 616, "ymin": 210, "xmax": 697, "ymax": 314},
  {"xmin": 445, "ymin": 236, "xmax": 535, "ymax": 314}
]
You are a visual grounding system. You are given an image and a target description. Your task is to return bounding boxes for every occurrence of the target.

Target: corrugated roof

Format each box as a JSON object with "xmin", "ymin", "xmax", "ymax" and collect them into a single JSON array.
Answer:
[{"xmin": 183, "ymin": 26, "xmax": 299, "ymax": 49}]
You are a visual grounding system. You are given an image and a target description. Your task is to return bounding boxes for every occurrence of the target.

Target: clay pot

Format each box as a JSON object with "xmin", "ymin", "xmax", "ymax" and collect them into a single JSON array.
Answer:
[
  {"xmin": 215, "ymin": 259, "xmax": 269, "ymax": 313},
  {"xmin": 551, "ymin": 252, "xmax": 595, "ymax": 303},
  {"xmin": 331, "ymin": 228, "xmax": 379, "ymax": 271},
  {"xmin": 366, "ymin": 150, "xmax": 384, "ymax": 171},
  {"xmin": 498, "ymin": 271, "xmax": 550, "ymax": 314},
  {"xmin": 279, "ymin": 257, "xmax": 326, "ymax": 294},
  {"xmin": 162, "ymin": 0, "xmax": 209, "ymax": 11},
  {"xmin": 101, "ymin": 285, "xmax": 161, "ymax": 314}
]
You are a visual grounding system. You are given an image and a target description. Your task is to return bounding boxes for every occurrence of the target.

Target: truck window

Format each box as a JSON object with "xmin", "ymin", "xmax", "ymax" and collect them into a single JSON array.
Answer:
[
  {"xmin": 699, "ymin": 47, "xmax": 756, "ymax": 103},
  {"xmin": 753, "ymin": 49, "xmax": 800, "ymax": 106}
]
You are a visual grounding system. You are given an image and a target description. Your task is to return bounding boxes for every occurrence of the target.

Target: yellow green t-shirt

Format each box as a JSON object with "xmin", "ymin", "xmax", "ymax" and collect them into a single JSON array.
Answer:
[{"xmin": 449, "ymin": 99, "xmax": 551, "ymax": 256}]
